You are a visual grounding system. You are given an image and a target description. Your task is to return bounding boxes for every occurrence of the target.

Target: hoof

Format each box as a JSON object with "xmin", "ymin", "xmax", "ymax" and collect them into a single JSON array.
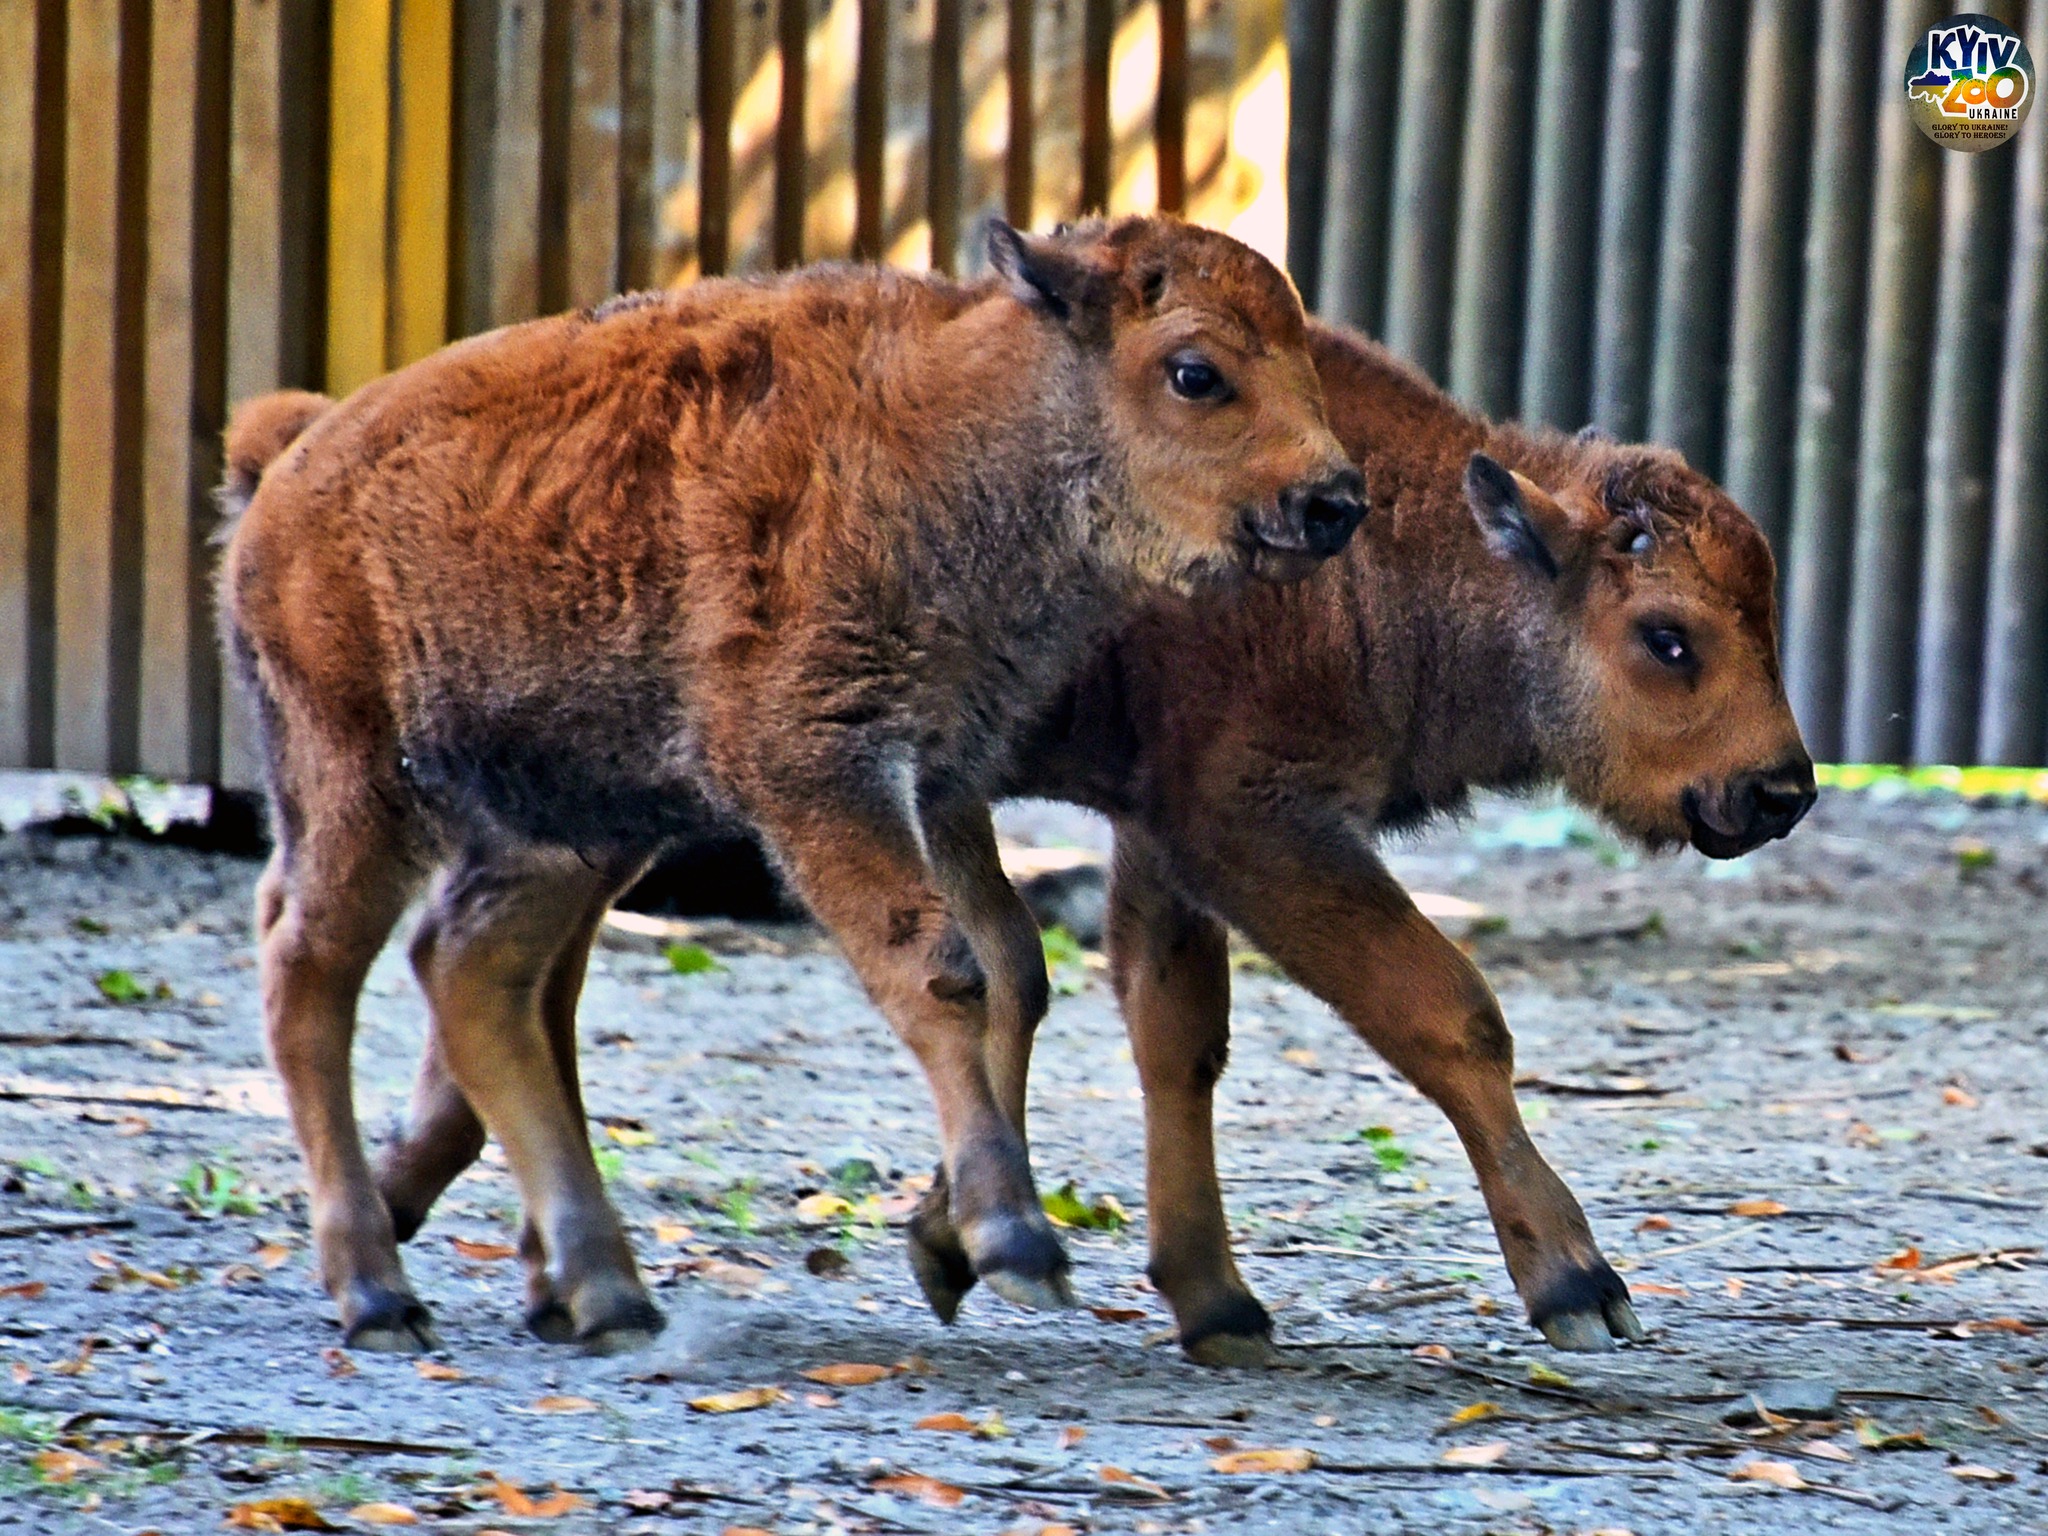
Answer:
[
  {"xmin": 980, "ymin": 1265, "xmax": 1077, "ymax": 1313},
  {"xmin": 1176, "ymin": 1289, "xmax": 1276, "ymax": 1368},
  {"xmin": 1528, "ymin": 1258, "xmax": 1643, "ymax": 1351},
  {"xmin": 906, "ymin": 1213, "xmax": 977, "ymax": 1325},
  {"xmin": 964, "ymin": 1212, "xmax": 1073, "ymax": 1312},
  {"xmin": 524, "ymin": 1297, "xmax": 575, "ymax": 1345},
  {"xmin": 1183, "ymin": 1329, "xmax": 1278, "ymax": 1368},
  {"xmin": 385, "ymin": 1201, "xmax": 428, "ymax": 1246},
  {"xmin": 574, "ymin": 1293, "xmax": 667, "ymax": 1356},
  {"xmin": 342, "ymin": 1283, "xmax": 441, "ymax": 1354}
]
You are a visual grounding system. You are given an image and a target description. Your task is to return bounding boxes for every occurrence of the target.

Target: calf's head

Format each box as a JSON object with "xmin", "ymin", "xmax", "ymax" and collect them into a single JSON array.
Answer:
[
  {"xmin": 988, "ymin": 218, "xmax": 1366, "ymax": 587},
  {"xmin": 1466, "ymin": 448, "xmax": 1816, "ymax": 858}
]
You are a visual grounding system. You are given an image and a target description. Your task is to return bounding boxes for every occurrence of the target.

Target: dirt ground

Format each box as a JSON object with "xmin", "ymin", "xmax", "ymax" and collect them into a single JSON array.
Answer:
[{"xmin": 1, "ymin": 787, "xmax": 2045, "ymax": 1535}]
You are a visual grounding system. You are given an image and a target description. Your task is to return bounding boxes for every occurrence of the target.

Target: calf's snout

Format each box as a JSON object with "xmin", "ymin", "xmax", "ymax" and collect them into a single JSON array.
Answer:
[
  {"xmin": 1684, "ymin": 754, "xmax": 1817, "ymax": 858},
  {"xmin": 1278, "ymin": 467, "xmax": 1369, "ymax": 558}
]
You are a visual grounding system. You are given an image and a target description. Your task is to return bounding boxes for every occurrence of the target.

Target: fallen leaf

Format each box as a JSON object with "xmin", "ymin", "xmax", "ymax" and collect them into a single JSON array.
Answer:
[
  {"xmin": 803, "ymin": 1392, "xmax": 836, "ymax": 1407},
  {"xmin": 1943, "ymin": 1085, "xmax": 1980, "ymax": 1109},
  {"xmin": 529, "ymin": 1395, "xmax": 599, "ymax": 1414},
  {"xmin": 1212, "ymin": 1447, "xmax": 1315, "ymax": 1474},
  {"xmin": 1635, "ymin": 1215, "xmax": 1673, "ymax": 1233},
  {"xmin": 721, "ymin": 1528, "xmax": 775, "ymax": 1536},
  {"xmin": 1041, "ymin": 1182, "xmax": 1129, "ymax": 1231},
  {"xmin": 413, "ymin": 1360, "xmax": 464, "ymax": 1381},
  {"xmin": 688, "ymin": 1386, "xmax": 787, "ymax": 1414},
  {"xmin": 0, "ymin": 1280, "xmax": 45, "ymax": 1300},
  {"xmin": 1799, "ymin": 1439, "xmax": 1854, "ymax": 1463},
  {"xmin": 1629, "ymin": 1281, "xmax": 1687, "ymax": 1298},
  {"xmin": 1089, "ymin": 1306, "xmax": 1147, "ymax": 1323},
  {"xmin": 481, "ymin": 1476, "xmax": 586, "ymax": 1518},
  {"xmin": 1441, "ymin": 1442, "xmax": 1509, "ymax": 1466},
  {"xmin": 915, "ymin": 1411, "xmax": 979, "ymax": 1433},
  {"xmin": 1724, "ymin": 1276, "xmax": 1747, "ymax": 1298},
  {"xmin": 1412, "ymin": 1343, "xmax": 1453, "ymax": 1362},
  {"xmin": 1950, "ymin": 1464, "xmax": 2015, "ymax": 1483},
  {"xmin": 1098, "ymin": 1465, "xmax": 1171, "ymax": 1498},
  {"xmin": 225, "ymin": 1497, "xmax": 336, "ymax": 1530},
  {"xmin": 10, "ymin": 1361, "xmax": 33, "ymax": 1384},
  {"xmin": 450, "ymin": 1237, "xmax": 518, "ymax": 1262},
  {"xmin": 1527, "ymin": 1363, "xmax": 1573, "ymax": 1388},
  {"xmin": 1282, "ymin": 1048, "xmax": 1318, "ymax": 1067},
  {"xmin": 871, "ymin": 1472, "xmax": 965, "ymax": 1508},
  {"xmin": 1056, "ymin": 1425, "xmax": 1087, "ymax": 1450},
  {"xmin": 347, "ymin": 1504, "xmax": 420, "ymax": 1526},
  {"xmin": 255, "ymin": 1242, "xmax": 293, "ymax": 1270},
  {"xmin": 33, "ymin": 1448, "xmax": 104, "ymax": 1484},
  {"xmin": 320, "ymin": 1347, "xmax": 357, "ymax": 1379},
  {"xmin": 652, "ymin": 1219, "xmax": 695, "ymax": 1244},
  {"xmin": 606, "ymin": 1123, "xmax": 656, "ymax": 1146},
  {"xmin": 795, "ymin": 1192, "xmax": 854, "ymax": 1224},
  {"xmin": 800, "ymin": 1362, "xmax": 894, "ymax": 1387},
  {"xmin": 1854, "ymin": 1418, "xmax": 1931, "ymax": 1452},
  {"xmin": 85, "ymin": 1250, "xmax": 117, "ymax": 1270},
  {"xmin": 1728, "ymin": 1199, "xmax": 1788, "ymax": 1218},
  {"xmin": 1446, "ymin": 1401, "xmax": 1500, "ymax": 1425},
  {"xmin": 1729, "ymin": 1459, "xmax": 1807, "ymax": 1490}
]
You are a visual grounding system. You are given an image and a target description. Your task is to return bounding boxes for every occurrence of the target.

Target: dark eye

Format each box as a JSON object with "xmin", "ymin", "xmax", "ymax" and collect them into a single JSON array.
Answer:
[
  {"xmin": 1166, "ymin": 352, "xmax": 1229, "ymax": 402},
  {"xmin": 1641, "ymin": 625, "xmax": 1692, "ymax": 670}
]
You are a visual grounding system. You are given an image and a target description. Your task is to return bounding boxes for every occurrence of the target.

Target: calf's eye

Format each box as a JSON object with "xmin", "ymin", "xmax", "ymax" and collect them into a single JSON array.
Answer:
[
  {"xmin": 1641, "ymin": 625, "xmax": 1692, "ymax": 670},
  {"xmin": 1166, "ymin": 352, "xmax": 1228, "ymax": 402}
]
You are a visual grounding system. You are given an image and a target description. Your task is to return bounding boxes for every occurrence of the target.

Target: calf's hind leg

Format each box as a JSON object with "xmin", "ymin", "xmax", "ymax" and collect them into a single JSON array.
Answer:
[{"xmin": 410, "ymin": 851, "xmax": 662, "ymax": 1352}]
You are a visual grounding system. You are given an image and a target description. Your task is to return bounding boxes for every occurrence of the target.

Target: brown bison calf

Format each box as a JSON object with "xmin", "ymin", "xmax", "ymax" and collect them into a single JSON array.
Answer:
[
  {"xmin": 906, "ymin": 318, "xmax": 1817, "ymax": 1361},
  {"xmin": 217, "ymin": 217, "xmax": 1364, "ymax": 1353}
]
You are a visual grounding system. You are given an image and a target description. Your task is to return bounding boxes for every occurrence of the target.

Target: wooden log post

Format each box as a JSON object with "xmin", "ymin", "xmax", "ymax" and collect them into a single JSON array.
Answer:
[
  {"xmin": 1382, "ymin": 0, "xmax": 1472, "ymax": 382},
  {"xmin": 1447, "ymin": 0, "xmax": 1537, "ymax": 419},
  {"xmin": 1283, "ymin": 0, "xmax": 1333, "ymax": 292},
  {"xmin": 1313, "ymin": 0, "xmax": 1399, "ymax": 331},
  {"xmin": 1589, "ymin": 0, "xmax": 1673, "ymax": 438}
]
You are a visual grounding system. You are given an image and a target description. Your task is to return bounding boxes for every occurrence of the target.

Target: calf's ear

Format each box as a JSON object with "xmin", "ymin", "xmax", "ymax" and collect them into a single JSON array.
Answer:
[
  {"xmin": 1466, "ymin": 453, "xmax": 1575, "ymax": 580},
  {"xmin": 987, "ymin": 220, "xmax": 1112, "ymax": 324}
]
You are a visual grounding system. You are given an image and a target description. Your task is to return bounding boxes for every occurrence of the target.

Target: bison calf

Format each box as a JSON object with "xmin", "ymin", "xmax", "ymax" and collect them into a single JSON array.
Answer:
[
  {"xmin": 218, "ymin": 217, "xmax": 1362, "ymax": 1353},
  {"xmin": 907, "ymin": 319, "xmax": 1816, "ymax": 1361}
]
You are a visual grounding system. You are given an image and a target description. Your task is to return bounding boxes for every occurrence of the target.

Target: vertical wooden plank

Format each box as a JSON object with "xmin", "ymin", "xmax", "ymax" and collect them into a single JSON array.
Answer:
[
  {"xmin": 141, "ymin": 0, "xmax": 230, "ymax": 782},
  {"xmin": 801, "ymin": 0, "xmax": 862, "ymax": 260},
  {"xmin": 1976, "ymin": 0, "xmax": 2048, "ymax": 763},
  {"xmin": 1645, "ymin": 0, "xmax": 1746, "ymax": 475},
  {"xmin": 883, "ymin": 0, "xmax": 934, "ymax": 265},
  {"xmin": 1281, "ymin": 0, "xmax": 1331, "ymax": 287},
  {"xmin": 1155, "ymin": 0, "xmax": 1187, "ymax": 214},
  {"xmin": 392, "ymin": 0, "xmax": 454, "ymax": 362},
  {"xmin": 928, "ymin": 0, "xmax": 963, "ymax": 271},
  {"xmin": 1912, "ymin": 100, "xmax": 2016, "ymax": 764},
  {"xmin": 853, "ymin": 0, "xmax": 888, "ymax": 257},
  {"xmin": 327, "ymin": 0, "xmax": 393, "ymax": 393},
  {"xmin": 1005, "ymin": 0, "xmax": 1035, "ymax": 222},
  {"xmin": 1030, "ymin": 0, "xmax": 1086, "ymax": 228},
  {"xmin": 1314, "ymin": 0, "xmax": 1399, "ymax": 328},
  {"xmin": 1588, "ymin": 0, "xmax": 1672, "ymax": 438},
  {"xmin": 488, "ymin": 0, "xmax": 547, "ymax": 319},
  {"xmin": 1782, "ymin": 0, "xmax": 1878, "ymax": 759},
  {"xmin": 55, "ymin": 0, "xmax": 149, "ymax": 774},
  {"xmin": 1106, "ymin": 0, "xmax": 1158, "ymax": 214},
  {"xmin": 957, "ymin": 0, "xmax": 1009, "ymax": 270},
  {"xmin": 618, "ymin": 0, "xmax": 655, "ymax": 288},
  {"xmin": 1722, "ymin": 0, "xmax": 1814, "ymax": 557},
  {"xmin": 642, "ymin": 0, "xmax": 701, "ymax": 284},
  {"xmin": 1080, "ymin": 0, "xmax": 1111, "ymax": 210},
  {"xmin": 1842, "ymin": 0, "xmax": 1944, "ymax": 763},
  {"xmin": 1181, "ymin": 0, "xmax": 1236, "ymax": 224},
  {"xmin": 699, "ymin": 0, "xmax": 736, "ymax": 273},
  {"xmin": 1446, "ymin": 0, "xmax": 1536, "ymax": 418},
  {"xmin": 773, "ymin": 0, "xmax": 808, "ymax": 263},
  {"xmin": 0, "ymin": 0, "xmax": 58, "ymax": 770},
  {"xmin": 567, "ymin": 0, "xmax": 624, "ymax": 304},
  {"xmin": 1519, "ymin": 0, "xmax": 1610, "ymax": 428},
  {"xmin": 728, "ymin": 0, "xmax": 781, "ymax": 272},
  {"xmin": 1382, "ymin": 0, "xmax": 1471, "ymax": 381}
]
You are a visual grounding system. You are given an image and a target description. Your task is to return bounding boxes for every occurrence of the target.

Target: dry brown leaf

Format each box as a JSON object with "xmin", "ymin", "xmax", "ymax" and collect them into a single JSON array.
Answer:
[
  {"xmin": 688, "ymin": 1386, "xmax": 787, "ymax": 1414},
  {"xmin": 482, "ymin": 1476, "xmax": 586, "ymax": 1518},
  {"xmin": 1855, "ymin": 1418, "xmax": 1930, "ymax": 1451},
  {"xmin": 50, "ymin": 1340, "xmax": 95, "ymax": 1376},
  {"xmin": 1950, "ymin": 1464, "xmax": 2015, "ymax": 1483},
  {"xmin": 1728, "ymin": 1199, "xmax": 1788, "ymax": 1218},
  {"xmin": 32, "ymin": 1448, "xmax": 104, "ymax": 1484},
  {"xmin": 320, "ymin": 1346, "xmax": 357, "ymax": 1378},
  {"xmin": 225, "ymin": 1497, "xmax": 336, "ymax": 1530},
  {"xmin": 1056, "ymin": 1424, "xmax": 1087, "ymax": 1450},
  {"xmin": 116, "ymin": 1113, "xmax": 151, "ymax": 1136},
  {"xmin": 721, "ymin": 1528, "xmax": 776, "ymax": 1536},
  {"xmin": 0, "ymin": 1280, "xmax": 45, "ymax": 1300},
  {"xmin": 803, "ymin": 1392, "xmax": 836, "ymax": 1407},
  {"xmin": 1876, "ymin": 1245, "xmax": 1923, "ymax": 1271},
  {"xmin": 871, "ymin": 1472, "xmax": 965, "ymax": 1508},
  {"xmin": 652, "ymin": 1219, "xmax": 695, "ymax": 1244},
  {"xmin": 529, "ymin": 1395, "xmax": 599, "ymax": 1414},
  {"xmin": 1799, "ymin": 1440, "xmax": 1854, "ymax": 1463},
  {"xmin": 450, "ymin": 1237, "xmax": 518, "ymax": 1262},
  {"xmin": 1441, "ymin": 1442, "xmax": 1509, "ymax": 1467},
  {"xmin": 1097, "ymin": 1465, "xmax": 1171, "ymax": 1498},
  {"xmin": 1729, "ymin": 1459, "xmax": 1808, "ymax": 1490},
  {"xmin": 347, "ymin": 1504, "xmax": 420, "ymax": 1526},
  {"xmin": 912, "ymin": 1410, "xmax": 1004, "ymax": 1437},
  {"xmin": 85, "ymin": 1250, "xmax": 116, "ymax": 1270},
  {"xmin": 1446, "ymin": 1401, "xmax": 1500, "ymax": 1425},
  {"xmin": 1943, "ymin": 1085, "xmax": 1980, "ymax": 1108},
  {"xmin": 1629, "ymin": 1281, "xmax": 1687, "ymax": 1297},
  {"xmin": 1635, "ymin": 1215, "xmax": 1673, "ymax": 1233},
  {"xmin": 1211, "ymin": 1447, "xmax": 1315, "ymax": 1474},
  {"xmin": 1089, "ymin": 1305, "xmax": 1148, "ymax": 1323},
  {"xmin": 800, "ymin": 1362, "xmax": 894, "ymax": 1387},
  {"xmin": 413, "ymin": 1360, "xmax": 463, "ymax": 1381},
  {"xmin": 1411, "ymin": 1343, "xmax": 1453, "ymax": 1361},
  {"xmin": 255, "ymin": 1242, "xmax": 293, "ymax": 1270}
]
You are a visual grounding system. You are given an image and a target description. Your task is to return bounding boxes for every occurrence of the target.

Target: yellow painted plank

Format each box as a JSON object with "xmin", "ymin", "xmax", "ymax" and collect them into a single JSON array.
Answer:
[
  {"xmin": 392, "ymin": 0, "xmax": 454, "ymax": 365},
  {"xmin": 327, "ymin": 0, "xmax": 393, "ymax": 392}
]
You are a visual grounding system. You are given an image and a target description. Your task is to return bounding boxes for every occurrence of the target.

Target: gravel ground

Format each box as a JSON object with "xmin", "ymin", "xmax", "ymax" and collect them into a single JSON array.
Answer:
[{"xmin": 0, "ymin": 788, "xmax": 2044, "ymax": 1534}]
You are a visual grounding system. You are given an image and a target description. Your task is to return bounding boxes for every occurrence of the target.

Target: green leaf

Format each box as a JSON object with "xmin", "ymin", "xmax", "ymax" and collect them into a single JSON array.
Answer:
[
  {"xmin": 1041, "ymin": 1181, "xmax": 1128, "ymax": 1232},
  {"xmin": 95, "ymin": 969, "xmax": 147, "ymax": 1003},
  {"xmin": 665, "ymin": 942, "xmax": 721, "ymax": 976}
]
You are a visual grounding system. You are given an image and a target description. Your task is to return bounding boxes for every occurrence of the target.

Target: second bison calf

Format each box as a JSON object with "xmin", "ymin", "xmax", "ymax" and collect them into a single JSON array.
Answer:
[{"xmin": 217, "ymin": 217, "xmax": 1364, "ymax": 1353}]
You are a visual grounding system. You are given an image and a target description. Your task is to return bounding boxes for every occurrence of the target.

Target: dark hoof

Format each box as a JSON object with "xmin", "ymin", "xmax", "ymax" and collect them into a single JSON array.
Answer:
[
  {"xmin": 906, "ymin": 1210, "xmax": 977, "ymax": 1324},
  {"xmin": 342, "ymin": 1283, "xmax": 441, "ymax": 1354},
  {"xmin": 964, "ymin": 1213, "xmax": 1073, "ymax": 1313},
  {"xmin": 385, "ymin": 1201, "xmax": 428, "ymax": 1246},
  {"xmin": 1177, "ymin": 1290, "xmax": 1276, "ymax": 1368},
  {"xmin": 574, "ymin": 1294, "xmax": 667, "ymax": 1356},
  {"xmin": 525, "ymin": 1297, "xmax": 575, "ymax": 1345},
  {"xmin": 1528, "ymin": 1258, "xmax": 1644, "ymax": 1351}
]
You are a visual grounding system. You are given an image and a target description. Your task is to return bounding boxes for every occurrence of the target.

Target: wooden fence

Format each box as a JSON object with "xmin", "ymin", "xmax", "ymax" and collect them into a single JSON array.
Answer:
[
  {"xmin": 0, "ymin": 0, "xmax": 1285, "ymax": 789},
  {"xmin": 1289, "ymin": 0, "xmax": 2048, "ymax": 767}
]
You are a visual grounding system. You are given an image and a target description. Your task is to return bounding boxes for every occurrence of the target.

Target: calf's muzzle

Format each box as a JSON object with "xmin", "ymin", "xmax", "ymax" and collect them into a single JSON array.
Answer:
[
  {"xmin": 1683, "ymin": 754, "xmax": 1818, "ymax": 858},
  {"xmin": 1240, "ymin": 467, "xmax": 1369, "ymax": 581}
]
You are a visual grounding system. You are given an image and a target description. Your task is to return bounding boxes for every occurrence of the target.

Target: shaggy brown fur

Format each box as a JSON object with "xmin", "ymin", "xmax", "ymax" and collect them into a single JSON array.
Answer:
[
  {"xmin": 361, "ymin": 319, "xmax": 1813, "ymax": 1365},
  {"xmin": 217, "ymin": 217, "xmax": 1362, "ymax": 1353}
]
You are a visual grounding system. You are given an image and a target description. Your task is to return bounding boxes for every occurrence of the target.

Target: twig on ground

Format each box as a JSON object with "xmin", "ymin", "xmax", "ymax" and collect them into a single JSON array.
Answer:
[
  {"xmin": 0, "ymin": 1214, "xmax": 135, "ymax": 1240},
  {"xmin": 0, "ymin": 1079, "xmax": 232, "ymax": 1113}
]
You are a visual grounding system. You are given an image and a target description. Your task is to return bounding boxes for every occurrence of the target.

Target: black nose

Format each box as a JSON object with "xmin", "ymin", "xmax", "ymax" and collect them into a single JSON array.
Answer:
[
  {"xmin": 1282, "ymin": 469, "xmax": 1368, "ymax": 558},
  {"xmin": 1740, "ymin": 757, "xmax": 1818, "ymax": 841}
]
